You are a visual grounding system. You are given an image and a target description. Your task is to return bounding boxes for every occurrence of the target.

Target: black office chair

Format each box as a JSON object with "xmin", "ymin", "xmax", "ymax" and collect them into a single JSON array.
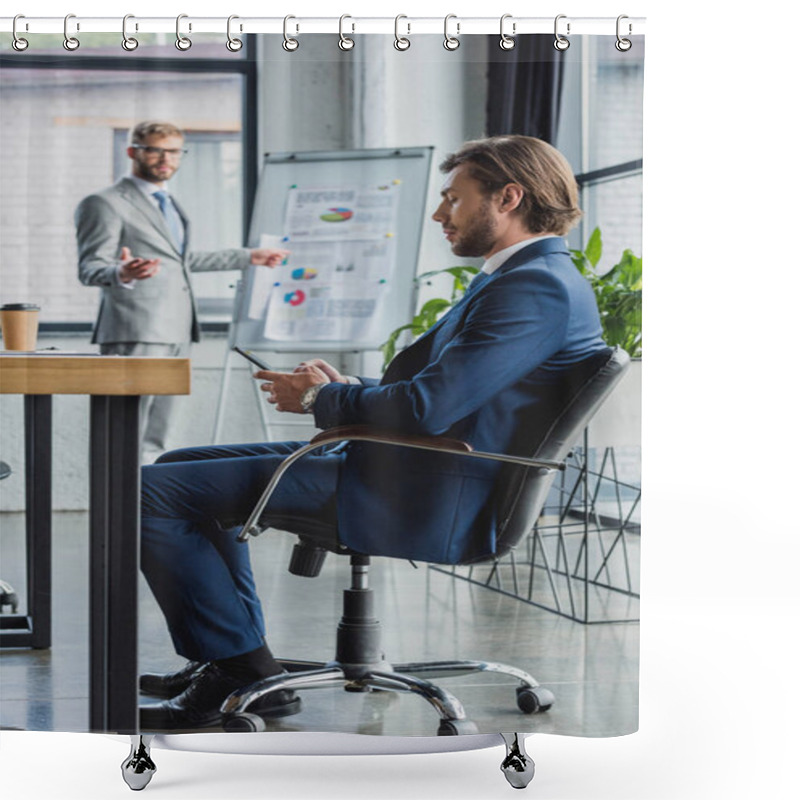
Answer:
[{"xmin": 221, "ymin": 346, "xmax": 631, "ymax": 738}]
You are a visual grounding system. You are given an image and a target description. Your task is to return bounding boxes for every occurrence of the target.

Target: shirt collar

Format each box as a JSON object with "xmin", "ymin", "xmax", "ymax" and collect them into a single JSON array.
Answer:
[
  {"xmin": 482, "ymin": 235, "xmax": 560, "ymax": 275},
  {"xmin": 130, "ymin": 174, "xmax": 167, "ymax": 198}
]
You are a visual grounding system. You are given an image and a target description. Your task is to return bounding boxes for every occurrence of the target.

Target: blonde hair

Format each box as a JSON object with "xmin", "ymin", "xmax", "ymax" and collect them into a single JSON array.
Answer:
[{"xmin": 129, "ymin": 121, "xmax": 184, "ymax": 145}]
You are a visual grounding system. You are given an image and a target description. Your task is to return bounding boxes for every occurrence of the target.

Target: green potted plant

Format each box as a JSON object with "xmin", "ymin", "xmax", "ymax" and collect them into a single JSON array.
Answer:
[
  {"xmin": 569, "ymin": 227, "xmax": 642, "ymax": 358},
  {"xmin": 569, "ymin": 227, "xmax": 642, "ymax": 449}
]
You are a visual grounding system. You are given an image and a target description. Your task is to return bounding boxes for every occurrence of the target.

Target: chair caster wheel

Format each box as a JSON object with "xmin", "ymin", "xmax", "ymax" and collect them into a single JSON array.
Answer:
[
  {"xmin": 516, "ymin": 686, "xmax": 555, "ymax": 714},
  {"xmin": 437, "ymin": 718, "xmax": 480, "ymax": 736},
  {"xmin": 223, "ymin": 712, "xmax": 267, "ymax": 732}
]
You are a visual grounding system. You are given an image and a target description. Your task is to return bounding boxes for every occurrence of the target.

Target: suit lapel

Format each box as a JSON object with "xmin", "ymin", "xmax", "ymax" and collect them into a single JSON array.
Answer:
[
  {"xmin": 382, "ymin": 238, "xmax": 570, "ymax": 382},
  {"xmin": 116, "ymin": 177, "xmax": 183, "ymax": 258}
]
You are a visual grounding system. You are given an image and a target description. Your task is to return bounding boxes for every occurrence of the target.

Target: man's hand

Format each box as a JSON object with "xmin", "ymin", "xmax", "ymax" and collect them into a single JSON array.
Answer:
[
  {"xmin": 118, "ymin": 246, "xmax": 161, "ymax": 282},
  {"xmin": 250, "ymin": 248, "xmax": 290, "ymax": 267},
  {"xmin": 256, "ymin": 365, "xmax": 329, "ymax": 413},
  {"xmin": 294, "ymin": 358, "xmax": 346, "ymax": 383}
]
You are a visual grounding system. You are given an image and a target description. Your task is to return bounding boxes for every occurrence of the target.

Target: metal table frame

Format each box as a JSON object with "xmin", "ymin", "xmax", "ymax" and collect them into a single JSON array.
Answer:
[{"xmin": 1, "ymin": 355, "xmax": 189, "ymax": 733}]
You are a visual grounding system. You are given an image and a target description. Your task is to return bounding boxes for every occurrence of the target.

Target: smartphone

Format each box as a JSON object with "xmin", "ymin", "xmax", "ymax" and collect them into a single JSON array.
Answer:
[{"xmin": 233, "ymin": 346, "xmax": 271, "ymax": 371}]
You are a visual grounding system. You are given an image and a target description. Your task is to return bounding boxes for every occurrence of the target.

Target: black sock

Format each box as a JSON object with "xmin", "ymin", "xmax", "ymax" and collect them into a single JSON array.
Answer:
[{"xmin": 214, "ymin": 643, "xmax": 283, "ymax": 683}]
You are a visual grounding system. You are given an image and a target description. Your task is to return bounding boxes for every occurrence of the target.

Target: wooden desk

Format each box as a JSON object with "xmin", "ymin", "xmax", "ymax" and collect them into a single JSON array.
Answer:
[{"xmin": 0, "ymin": 355, "xmax": 190, "ymax": 733}]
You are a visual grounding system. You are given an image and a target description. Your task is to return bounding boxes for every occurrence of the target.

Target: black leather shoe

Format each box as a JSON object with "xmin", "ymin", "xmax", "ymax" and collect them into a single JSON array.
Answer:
[
  {"xmin": 139, "ymin": 664, "xmax": 301, "ymax": 731},
  {"xmin": 139, "ymin": 661, "xmax": 204, "ymax": 699}
]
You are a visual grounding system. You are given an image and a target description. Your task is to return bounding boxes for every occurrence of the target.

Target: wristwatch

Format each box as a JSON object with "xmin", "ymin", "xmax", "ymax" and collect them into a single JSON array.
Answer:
[{"xmin": 300, "ymin": 383, "xmax": 324, "ymax": 413}]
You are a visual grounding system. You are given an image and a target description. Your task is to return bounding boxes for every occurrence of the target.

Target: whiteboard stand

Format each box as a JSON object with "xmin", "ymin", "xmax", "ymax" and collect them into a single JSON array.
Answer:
[
  {"xmin": 212, "ymin": 281, "xmax": 276, "ymax": 443},
  {"xmin": 212, "ymin": 146, "xmax": 433, "ymax": 444}
]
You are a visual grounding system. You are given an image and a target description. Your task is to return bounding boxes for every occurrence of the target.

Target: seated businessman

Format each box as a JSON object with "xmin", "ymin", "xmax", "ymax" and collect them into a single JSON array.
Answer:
[{"xmin": 138, "ymin": 135, "xmax": 608, "ymax": 730}]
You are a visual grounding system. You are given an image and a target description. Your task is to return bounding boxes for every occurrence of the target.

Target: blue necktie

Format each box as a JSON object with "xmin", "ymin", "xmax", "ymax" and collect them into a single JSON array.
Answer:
[
  {"xmin": 465, "ymin": 270, "xmax": 490, "ymax": 294},
  {"xmin": 152, "ymin": 190, "xmax": 185, "ymax": 254}
]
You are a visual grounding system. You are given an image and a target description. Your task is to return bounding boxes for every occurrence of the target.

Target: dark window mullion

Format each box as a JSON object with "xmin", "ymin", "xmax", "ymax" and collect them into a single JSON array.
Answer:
[{"xmin": 575, "ymin": 158, "xmax": 643, "ymax": 187}]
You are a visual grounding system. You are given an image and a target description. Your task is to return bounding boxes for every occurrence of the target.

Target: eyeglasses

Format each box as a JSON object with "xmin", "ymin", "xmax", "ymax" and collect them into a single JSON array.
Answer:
[{"xmin": 131, "ymin": 145, "xmax": 188, "ymax": 160}]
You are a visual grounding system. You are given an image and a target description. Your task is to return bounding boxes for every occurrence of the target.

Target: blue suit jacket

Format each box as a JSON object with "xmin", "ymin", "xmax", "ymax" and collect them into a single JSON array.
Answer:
[{"xmin": 313, "ymin": 237, "xmax": 607, "ymax": 564}]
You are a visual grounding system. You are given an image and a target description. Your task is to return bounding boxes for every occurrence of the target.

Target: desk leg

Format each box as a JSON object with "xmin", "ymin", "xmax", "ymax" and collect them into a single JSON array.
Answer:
[
  {"xmin": 25, "ymin": 395, "xmax": 52, "ymax": 649},
  {"xmin": 89, "ymin": 395, "xmax": 140, "ymax": 734},
  {"xmin": 0, "ymin": 395, "xmax": 52, "ymax": 649}
]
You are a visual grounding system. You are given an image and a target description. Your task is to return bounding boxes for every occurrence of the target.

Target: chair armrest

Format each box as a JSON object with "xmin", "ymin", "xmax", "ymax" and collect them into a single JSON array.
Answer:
[
  {"xmin": 309, "ymin": 425, "xmax": 474, "ymax": 454},
  {"xmin": 237, "ymin": 425, "xmax": 565, "ymax": 543},
  {"xmin": 310, "ymin": 425, "xmax": 565, "ymax": 471}
]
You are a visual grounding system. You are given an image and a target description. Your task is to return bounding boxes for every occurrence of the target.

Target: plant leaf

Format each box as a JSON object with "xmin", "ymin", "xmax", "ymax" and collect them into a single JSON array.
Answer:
[{"xmin": 585, "ymin": 227, "xmax": 603, "ymax": 267}]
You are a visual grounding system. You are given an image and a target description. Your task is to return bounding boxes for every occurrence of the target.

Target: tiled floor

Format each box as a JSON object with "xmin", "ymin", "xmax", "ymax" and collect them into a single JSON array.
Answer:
[{"xmin": 0, "ymin": 511, "xmax": 638, "ymax": 738}]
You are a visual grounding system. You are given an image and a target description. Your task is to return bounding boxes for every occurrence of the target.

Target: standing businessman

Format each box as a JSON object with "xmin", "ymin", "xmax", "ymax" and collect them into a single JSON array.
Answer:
[{"xmin": 75, "ymin": 121, "xmax": 287, "ymax": 459}]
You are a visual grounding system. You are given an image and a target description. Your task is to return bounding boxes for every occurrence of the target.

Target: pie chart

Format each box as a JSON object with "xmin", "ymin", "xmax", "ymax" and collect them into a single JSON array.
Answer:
[
  {"xmin": 320, "ymin": 207, "xmax": 354, "ymax": 223},
  {"xmin": 284, "ymin": 290, "xmax": 306, "ymax": 307},
  {"xmin": 291, "ymin": 267, "xmax": 318, "ymax": 280}
]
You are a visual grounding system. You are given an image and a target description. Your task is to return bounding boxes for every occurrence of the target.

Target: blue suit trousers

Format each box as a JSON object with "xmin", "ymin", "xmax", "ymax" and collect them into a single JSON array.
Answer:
[{"xmin": 140, "ymin": 441, "xmax": 342, "ymax": 662}]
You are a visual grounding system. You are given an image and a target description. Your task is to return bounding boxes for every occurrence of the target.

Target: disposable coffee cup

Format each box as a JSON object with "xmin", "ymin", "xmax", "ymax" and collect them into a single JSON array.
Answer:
[{"xmin": 0, "ymin": 303, "xmax": 40, "ymax": 351}]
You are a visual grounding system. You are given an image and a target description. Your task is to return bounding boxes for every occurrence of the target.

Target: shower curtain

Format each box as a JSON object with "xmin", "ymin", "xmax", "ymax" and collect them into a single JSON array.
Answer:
[{"xmin": 0, "ymin": 16, "xmax": 643, "ymax": 786}]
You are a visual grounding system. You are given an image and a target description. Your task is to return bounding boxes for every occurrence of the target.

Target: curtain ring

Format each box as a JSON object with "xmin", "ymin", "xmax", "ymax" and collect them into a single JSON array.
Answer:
[
  {"xmin": 338, "ymin": 14, "xmax": 355, "ymax": 51},
  {"xmin": 283, "ymin": 15, "xmax": 299, "ymax": 51},
  {"xmin": 122, "ymin": 14, "xmax": 139, "ymax": 51},
  {"xmin": 499, "ymin": 14, "xmax": 515, "ymax": 51},
  {"xmin": 226, "ymin": 15, "xmax": 243, "ymax": 52},
  {"xmin": 615, "ymin": 15, "xmax": 632, "ymax": 51},
  {"xmin": 175, "ymin": 13, "xmax": 192, "ymax": 51},
  {"xmin": 394, "ymin": 14, "xmax": 410, "ymax": 51},
  {"xmin": 443, "ymin": 14, "xmax": 460, "ymax": 51},
  {"xmin": 12, "ymin": 14, "xmax": 29, "ymax": 51},
  {"xmin": 554, "ymin": 14, "xmax": 570, "ymax": 51},
  {"xmin": 63, "ymin": 13, "xmax": 80, "ymax": 51}
]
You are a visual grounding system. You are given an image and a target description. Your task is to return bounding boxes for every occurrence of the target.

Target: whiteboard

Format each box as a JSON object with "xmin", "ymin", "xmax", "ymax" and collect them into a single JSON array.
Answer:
[{"xmin": 233, "ymin": 147, "xmax": 433, "ymax": 353}]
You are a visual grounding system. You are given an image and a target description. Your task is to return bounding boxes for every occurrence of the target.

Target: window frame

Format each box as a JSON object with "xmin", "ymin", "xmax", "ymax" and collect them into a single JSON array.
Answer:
[
  {"xmin": 559, "ymin": 36, "xmax": 644, "ymax": 256},
  {"xmin": 0, "ymin": 39, "xmax": 258, "ymax": 333}
]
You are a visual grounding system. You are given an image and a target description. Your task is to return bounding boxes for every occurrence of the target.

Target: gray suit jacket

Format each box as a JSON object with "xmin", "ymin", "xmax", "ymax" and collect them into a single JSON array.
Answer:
[{"xmin": 75, "ymin": 176, "xmax": 251, "ymax": 344}]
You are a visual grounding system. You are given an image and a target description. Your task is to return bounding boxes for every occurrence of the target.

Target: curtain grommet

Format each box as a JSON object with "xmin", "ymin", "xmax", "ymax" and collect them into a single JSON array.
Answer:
[
  {"xmin": 226, "ymin": 15, "xmax": 243, "ymax": 52},
  {"xmin": 63, "ymin": 13, "xmax": 80, "ymax": 51},
  {"xmin": 394, "ymin": 15, "xmax": 411, "ymax": 51},
  {"xmin": 283, "ymin": 15, "xmax": 299, "ymax": 52},
  {"xmin": 554, "ymin": 15, "xmax": 571, "ymax": 51},
  {"xmin": 499, "ymin": 14, "xmax": 515, "ymax": 51},
  {"xmin": 615, "ymin": 15, "xmax": 632, "ymax": 51},
  {"xmin": 12, "ymin": 14, "xmax": 29, "ymax": 51},
  {"xmin": 338, "ymin": 15, "xmax": 355, "ymax": 51},
  {"xmin": 175, "ymin": 13, "xmax": 192, "ymax": 51},
  {"xmin": 443, "ymin": 14, "xmax": 460, "ymax": 51},
  {"xmin": 122, "ymin": 14, "xmax": 139, "ymax": 51}
]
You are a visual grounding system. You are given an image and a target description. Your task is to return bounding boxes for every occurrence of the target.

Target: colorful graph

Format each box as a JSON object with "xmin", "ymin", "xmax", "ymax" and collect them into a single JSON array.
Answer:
[
  {"xmin": 291, "ymin": 267, "xmax": 318, "ymax": 281},
  {"xmin": 319, "ymin": 207, "xmax": 354, "ymax": 223},
  {"xmin": 283, "ymin": 290, "xmax": 306, "ymax": 307}
]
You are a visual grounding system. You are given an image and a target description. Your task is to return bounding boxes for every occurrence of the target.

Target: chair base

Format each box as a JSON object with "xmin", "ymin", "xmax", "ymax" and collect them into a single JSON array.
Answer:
[
  {"xmin": 220, "ymin": 656, "xmax": 554, "ymax": 736},
  {"xmin": 221, "ymin": 555, "xmax": 555, "ymax": 736}
]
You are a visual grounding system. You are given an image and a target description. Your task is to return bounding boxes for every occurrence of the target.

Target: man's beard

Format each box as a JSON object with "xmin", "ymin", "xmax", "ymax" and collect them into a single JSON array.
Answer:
[
  {"xmin": 450, "ymin": 199, "xmax": 497, "ymax": 258},
  {"xmin": 136, "ymin": 159, "xmax": 176, "ymax": 183}
]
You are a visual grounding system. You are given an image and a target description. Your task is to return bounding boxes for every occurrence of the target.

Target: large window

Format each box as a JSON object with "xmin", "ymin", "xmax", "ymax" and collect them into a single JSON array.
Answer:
[
  {"xmin": 0, "ymin": 41, "xmax": 255, "ymax": 325},
  {"xmin": 558, "ymin": 37, "xmax": 645, "ymax": 270}
]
